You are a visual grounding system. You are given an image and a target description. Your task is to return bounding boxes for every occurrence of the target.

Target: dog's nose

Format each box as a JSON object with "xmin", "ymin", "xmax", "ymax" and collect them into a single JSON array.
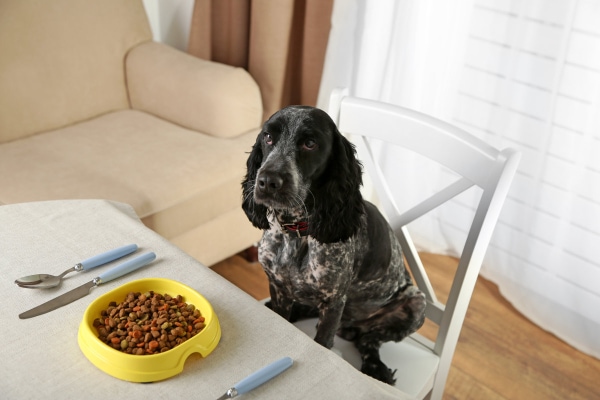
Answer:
[{"xmin": 257, "ymin": 172, "xmax": 283, "ymax": 194}]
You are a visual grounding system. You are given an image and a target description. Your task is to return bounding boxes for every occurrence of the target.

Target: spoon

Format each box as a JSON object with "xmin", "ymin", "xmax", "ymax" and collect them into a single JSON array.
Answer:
[{"xmin": 15, "ymin": 244, "xmax": 138, "ymax": 289}]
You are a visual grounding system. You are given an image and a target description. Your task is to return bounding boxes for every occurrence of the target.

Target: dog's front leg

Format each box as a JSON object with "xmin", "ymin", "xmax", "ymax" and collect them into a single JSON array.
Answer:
[
  {"xmin": 266, "ymin": 282, "xmax": 295, "ymax": 321},
  {"xmin": 314, "ymin": 297, "xmax": 346, "ymax": 349}
]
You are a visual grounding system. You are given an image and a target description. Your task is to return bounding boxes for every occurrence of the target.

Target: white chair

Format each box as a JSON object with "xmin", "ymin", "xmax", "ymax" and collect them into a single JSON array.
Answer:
[{"xmin": 293, "ymin": 88, "xmax": 520, "ymax": 399}]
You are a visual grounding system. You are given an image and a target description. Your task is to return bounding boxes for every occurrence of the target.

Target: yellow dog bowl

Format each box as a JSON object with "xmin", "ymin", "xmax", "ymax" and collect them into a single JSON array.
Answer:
[{"xmin": 78, "ymin": 278, "xmax": 221, "ymax": 382}]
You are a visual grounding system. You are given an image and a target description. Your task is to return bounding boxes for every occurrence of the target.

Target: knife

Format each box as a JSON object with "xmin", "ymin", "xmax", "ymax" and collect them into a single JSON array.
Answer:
[
  {"xmin": 216, "ymin": 357, "xmax": 294, "ymax": 400},
  {"xmin": 19, "ymin": 252, "xmax": 156, "ymax": 319}
]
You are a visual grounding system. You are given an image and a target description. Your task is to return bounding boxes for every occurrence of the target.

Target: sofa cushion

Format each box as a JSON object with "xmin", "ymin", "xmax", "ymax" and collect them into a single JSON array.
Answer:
[
  {"xmin": 127, "ymin": 42, "xmax": 263, "ymax": 139},
  {"xmin": 0, "ymin": 0, "xmax": 152, "ymax": 143},
  {"xmin": 0, "ymin": 110, "xmax": 258, "ymax": 240}
]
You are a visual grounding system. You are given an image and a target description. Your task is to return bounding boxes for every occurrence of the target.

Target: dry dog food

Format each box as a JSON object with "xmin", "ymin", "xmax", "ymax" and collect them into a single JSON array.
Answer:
[{"xmin": 93, "ymin": 291, "xmax": 205, "ymax": 355}]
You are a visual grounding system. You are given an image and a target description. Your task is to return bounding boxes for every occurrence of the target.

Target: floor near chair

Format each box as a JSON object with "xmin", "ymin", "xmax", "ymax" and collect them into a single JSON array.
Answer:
[{"xmin": 211, "ymin": 252, "xmax": 600, "ymax": 400}]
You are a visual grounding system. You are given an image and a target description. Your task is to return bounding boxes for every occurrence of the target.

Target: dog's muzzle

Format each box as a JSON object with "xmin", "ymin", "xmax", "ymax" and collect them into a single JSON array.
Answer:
[{"xmin": 256, "ymin": 170, "xmax": 283, "ymax": 195}]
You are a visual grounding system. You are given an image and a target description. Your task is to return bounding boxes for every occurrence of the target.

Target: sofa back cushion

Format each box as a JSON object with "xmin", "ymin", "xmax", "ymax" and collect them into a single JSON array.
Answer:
[{"xmin": 0, "ymin": 0, "xmax": 152, "ymax": 143}]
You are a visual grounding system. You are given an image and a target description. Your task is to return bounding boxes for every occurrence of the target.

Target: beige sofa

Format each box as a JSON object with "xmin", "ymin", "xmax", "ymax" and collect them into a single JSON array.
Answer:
[{"xmin": 0, "ymin": 0, "xmax": 263, "ymax": 266}]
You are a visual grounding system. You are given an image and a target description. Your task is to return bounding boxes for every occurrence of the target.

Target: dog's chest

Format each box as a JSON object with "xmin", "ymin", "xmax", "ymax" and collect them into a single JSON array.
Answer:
[{"xmin": 258, "ymin": 229, "xmax": 353, "ymax": 299}]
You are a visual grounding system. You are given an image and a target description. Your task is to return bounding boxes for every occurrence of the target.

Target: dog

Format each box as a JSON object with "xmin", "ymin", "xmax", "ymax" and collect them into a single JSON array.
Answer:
[{"xmin": 241, "ymin": 105, "xmax": 426, "ymax": 384}]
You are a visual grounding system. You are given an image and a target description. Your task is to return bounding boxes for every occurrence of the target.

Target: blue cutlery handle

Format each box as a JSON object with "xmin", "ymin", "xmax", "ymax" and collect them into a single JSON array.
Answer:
[
  {"xmin": 97, "ymin": 252, "xmax": 156, "ymax": 284},
  {"xmin": 80, "ymin": 244, "xmax": 138, "ymax": 270},
  {"xmin": 235, "ymin": 357, "xmax": 294, "ymax": 395}
]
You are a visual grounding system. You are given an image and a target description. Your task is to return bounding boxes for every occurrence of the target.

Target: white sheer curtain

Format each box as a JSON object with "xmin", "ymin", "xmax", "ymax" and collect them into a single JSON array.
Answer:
[{"xmin": 318, "ymin": 0, "xmax": 600, "ymax": 358}]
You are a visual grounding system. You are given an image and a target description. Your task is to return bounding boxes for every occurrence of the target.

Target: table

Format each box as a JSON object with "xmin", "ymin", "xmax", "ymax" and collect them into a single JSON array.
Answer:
[{"xmin": 0, "ymin": 200, "xmax": 409, "ymax": 399}]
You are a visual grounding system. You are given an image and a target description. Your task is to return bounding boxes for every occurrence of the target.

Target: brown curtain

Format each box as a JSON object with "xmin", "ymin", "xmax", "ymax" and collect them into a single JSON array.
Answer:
[{"xmin": 188, "ymin": 0, "xmax": 334, "ymax": 121}]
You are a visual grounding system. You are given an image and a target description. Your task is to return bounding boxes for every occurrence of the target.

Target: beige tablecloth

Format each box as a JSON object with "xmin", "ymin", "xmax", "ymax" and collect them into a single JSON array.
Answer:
[{"xmin": 0, "ymin": 200, "xmax": 410, "ymax": 399}]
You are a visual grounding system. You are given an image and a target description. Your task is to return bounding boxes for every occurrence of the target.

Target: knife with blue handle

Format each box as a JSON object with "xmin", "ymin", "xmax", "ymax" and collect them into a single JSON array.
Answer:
[
  {"xmin": 19, "ymin": 252, "xmax": 156, "ymax": 319},
  {"xmin": 216, "ymin": 357, "xmax": 294, "ymax": 399}
]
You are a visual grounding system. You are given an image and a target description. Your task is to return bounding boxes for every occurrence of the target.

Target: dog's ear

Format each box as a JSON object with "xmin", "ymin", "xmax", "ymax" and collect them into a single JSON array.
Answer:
[
  {"xmin": 242, "ymin": 135, "xmax": 270, "ymax": 230},
  {"xmin": 310, "ymin": 128, "xmax": 364, "ymax": 243}
]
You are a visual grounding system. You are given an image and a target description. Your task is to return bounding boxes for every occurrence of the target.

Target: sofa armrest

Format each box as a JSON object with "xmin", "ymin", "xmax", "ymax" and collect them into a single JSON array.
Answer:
[{"xmin": 126, "ymin": 41, "xmax": 263, "ymax": 138}]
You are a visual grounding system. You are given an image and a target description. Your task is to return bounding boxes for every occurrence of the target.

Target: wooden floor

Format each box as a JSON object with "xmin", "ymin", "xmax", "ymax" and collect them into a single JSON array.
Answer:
[{"xmin": 212, "ymin": 252, "xmax": 600, "ymax": 400}]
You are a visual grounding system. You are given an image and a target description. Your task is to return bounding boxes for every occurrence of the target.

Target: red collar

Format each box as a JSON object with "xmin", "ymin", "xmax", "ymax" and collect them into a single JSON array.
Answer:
[{"xmin": 279, "ymin": 221, "xmax": 309, "ymax": 237}]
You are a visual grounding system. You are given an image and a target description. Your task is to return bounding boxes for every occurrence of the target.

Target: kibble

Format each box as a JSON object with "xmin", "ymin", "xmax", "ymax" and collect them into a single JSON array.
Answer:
[{"xmin": 93, "ymin": 291, "xmax": 206, "ymax": 355}]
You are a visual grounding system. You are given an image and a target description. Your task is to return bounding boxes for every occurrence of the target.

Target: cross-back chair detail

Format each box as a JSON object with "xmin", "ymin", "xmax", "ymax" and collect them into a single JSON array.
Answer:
[{"xmin": 310, "ymin": 88, "xmax": 520, "ymax": 399}]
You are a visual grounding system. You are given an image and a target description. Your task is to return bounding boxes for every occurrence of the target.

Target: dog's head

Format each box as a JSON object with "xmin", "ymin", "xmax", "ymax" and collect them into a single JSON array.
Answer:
[{"xmin": 242, "ymin": 105, "xmax": 364, "ymax": 243}]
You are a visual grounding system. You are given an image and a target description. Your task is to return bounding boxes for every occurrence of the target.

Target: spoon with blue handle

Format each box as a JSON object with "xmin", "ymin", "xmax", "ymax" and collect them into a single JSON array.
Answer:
[
  {"xmin": 216, "ymin": 357, "xmax": 294, "ymax": 400},
  {"xmin": 15, "ymin": 244, "xmax": 138, "ymax": 289}
]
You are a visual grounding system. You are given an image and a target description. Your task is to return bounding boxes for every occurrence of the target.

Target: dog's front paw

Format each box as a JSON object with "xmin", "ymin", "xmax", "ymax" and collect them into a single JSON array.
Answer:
[{"xmin": 361, "ymin": 357, "xmax": 397, "ymax": 385}]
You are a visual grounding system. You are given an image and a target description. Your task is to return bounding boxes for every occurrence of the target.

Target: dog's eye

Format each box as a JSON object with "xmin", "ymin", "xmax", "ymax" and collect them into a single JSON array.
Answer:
[
  {"xmin": 303, "ymin": 139, "xmax": 317, "ymax": 150},
  {"xmin": 264, "ymin": 132, "xmax": 273, "ymax": 145}
]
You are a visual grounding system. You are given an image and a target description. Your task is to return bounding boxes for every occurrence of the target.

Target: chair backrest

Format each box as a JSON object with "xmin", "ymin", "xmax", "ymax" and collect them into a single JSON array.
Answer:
[{"xmin": 328, "ymin": 88, "xmax": 520, "ymax": 398}]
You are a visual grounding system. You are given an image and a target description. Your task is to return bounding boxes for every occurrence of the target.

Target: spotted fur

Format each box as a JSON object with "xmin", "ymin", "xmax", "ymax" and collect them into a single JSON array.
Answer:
[{"xmin": 241, "ymin": 105, "xmax": 426, "ymax": 384}]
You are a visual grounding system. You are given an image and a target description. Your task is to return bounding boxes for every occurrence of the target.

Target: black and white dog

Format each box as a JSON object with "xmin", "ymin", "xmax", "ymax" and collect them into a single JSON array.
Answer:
[{"xmin": 242, "ymin": 105, "xmax": 426, "ymax": 384}]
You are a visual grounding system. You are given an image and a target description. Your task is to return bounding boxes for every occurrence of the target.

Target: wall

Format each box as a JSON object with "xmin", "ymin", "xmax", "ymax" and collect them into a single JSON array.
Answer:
[{"xmin": 142, "ymin": 0, "xmax": 194, "ymax": 51}]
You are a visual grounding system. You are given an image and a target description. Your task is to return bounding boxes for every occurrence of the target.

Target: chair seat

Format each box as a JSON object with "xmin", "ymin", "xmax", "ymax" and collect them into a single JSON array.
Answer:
[{"xmin": 293, "ymin": 318, "xmax": 439, "ymax": 399}]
